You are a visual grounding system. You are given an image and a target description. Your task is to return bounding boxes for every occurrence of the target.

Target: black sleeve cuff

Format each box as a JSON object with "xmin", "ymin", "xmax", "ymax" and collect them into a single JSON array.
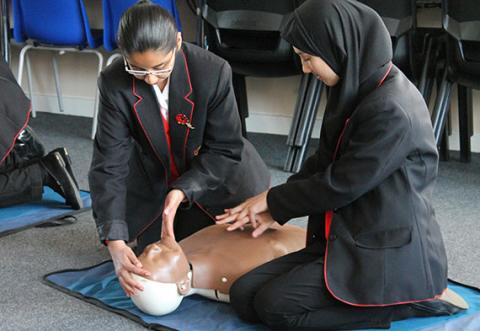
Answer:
[
  {"xmin": 96, "ymin": 220, "xmax": 129, "ymax": 243},
  {"xmin": 267, "ymin": 187, "xmax": 291, "ymax": 225}
]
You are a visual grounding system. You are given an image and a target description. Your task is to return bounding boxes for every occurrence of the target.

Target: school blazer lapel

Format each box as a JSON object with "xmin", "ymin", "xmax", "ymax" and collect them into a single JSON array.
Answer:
[
  {"xmin": 130, "ymin": 76, "xmax": 170, "ymax": 177},
  {"xmin": 168, "ymin": 49, "xmax": 195, "ymax": 175}
]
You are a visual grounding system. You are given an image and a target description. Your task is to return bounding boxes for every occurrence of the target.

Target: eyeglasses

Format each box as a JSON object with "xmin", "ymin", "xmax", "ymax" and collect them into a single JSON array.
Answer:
[{"xmin": 124, "ymin": 50, "xmax": 176, "ymax": 79}]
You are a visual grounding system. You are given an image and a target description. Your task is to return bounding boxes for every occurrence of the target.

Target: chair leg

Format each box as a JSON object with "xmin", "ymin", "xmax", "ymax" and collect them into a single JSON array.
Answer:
[
  {"xmin": 439, "ymin": 118, "xmax": 450, "ymax": 161},
  {"xmin": 25, "ymin": 52, "xmax": 35, "ymax": 118},
  {"xmin": 286, "ymin": 74, "xmax": 310, "ymax": 147},
  {"xmin": 232, "ymin": 73, "xmax": 248, "ymax": 138},
  {"xmin": 418, "ymin": 34, "xmax": 433, "ymax": 99},
  {"xmin": 284, "ymin": 75, "xmax": 324, "ymax": 173},
  {"xmin": 431, "ymin": 68, "xmax": 453, "ymax": 146},
  {"xmin": 294, "ymin": 76, "xmax": 321, "ymax": 147},
  {"xmin": 91, "ymin": 50, "xmax": 104, "ymax": 139},
  {"xmin": 52, "ymin": 52, "xmax": 65, "ymax": 113},
  {"xmin": 292, "ymin": 81, "xmax": 323, "ymax": 173},
  {"xmin": 17, "ymin": 45, "xmax": 35, "ymax": 117},
  {"xmin": 284, "ymin": 74, "xmax": 313, "ymax": 172},
  {"xmin": 457, "ymin": 85, "xmax": 472, "ymax": 162},
  {"xmin": 424, "ymin": 38, "xmax": 444, "ymax": 108},
  {"xmin": 17, "ymin": 44, "xmax": 32, "ymax": 86},
  {"xmin": 106, "ymin": 53, "xmax": 121, "ymax": 67},
  {"xmin": 195, "ymin": 0, "xmax": 206, "ymax": 48}
]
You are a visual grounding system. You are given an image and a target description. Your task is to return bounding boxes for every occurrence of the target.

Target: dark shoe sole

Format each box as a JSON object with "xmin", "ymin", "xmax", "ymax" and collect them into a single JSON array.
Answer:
[
  {"xmin": 42, "ymin": 152, "xmax": 83, "ymax": 210},
  {"xmin": 50, "ymin": 147, "xmax": 79, "ymax": 188}
]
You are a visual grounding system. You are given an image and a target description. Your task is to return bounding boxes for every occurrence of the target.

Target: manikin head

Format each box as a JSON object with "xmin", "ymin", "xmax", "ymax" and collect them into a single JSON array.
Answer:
[{"xmin": 131, "ymin": 237, "xmax": 191, "ymax": 316}]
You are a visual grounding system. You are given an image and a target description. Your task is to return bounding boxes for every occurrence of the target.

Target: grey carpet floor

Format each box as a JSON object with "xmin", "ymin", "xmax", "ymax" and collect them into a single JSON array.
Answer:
[{"xmin": 0, "ymin": 113, "xmax": 479, "ymax": 331}]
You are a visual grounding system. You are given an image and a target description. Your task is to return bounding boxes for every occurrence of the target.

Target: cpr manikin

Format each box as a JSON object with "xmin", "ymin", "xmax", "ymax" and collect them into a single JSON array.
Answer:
[{"xmin": 131, "ymin": 224, "xmax": 306, "ymax": 315}]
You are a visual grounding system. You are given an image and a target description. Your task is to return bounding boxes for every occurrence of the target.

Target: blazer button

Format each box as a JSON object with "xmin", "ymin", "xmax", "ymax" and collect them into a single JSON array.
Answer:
[{"xmin": 329, "ymin": 234, "xmax": 337, "ymax": 241}]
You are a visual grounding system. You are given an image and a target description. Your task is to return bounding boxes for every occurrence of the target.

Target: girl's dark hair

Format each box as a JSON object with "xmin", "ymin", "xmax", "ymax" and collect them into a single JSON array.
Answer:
[{"xmin": 117, "ymin": 0, "xmax": 178, "ymax": 55}]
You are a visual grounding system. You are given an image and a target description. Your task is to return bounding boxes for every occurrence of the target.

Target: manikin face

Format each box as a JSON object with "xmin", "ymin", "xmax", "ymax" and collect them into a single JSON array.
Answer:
[
  {"xmin": 293, "ymin": 47, "xmax": 340, "ymax": 86},
  {"xmin": 124, "ymin": 32, "xmax": 183, "ymax": 86},
  {"xmin": 131, "ymin": 237, "xmax": 191, "ymax": 316},
  {"xmin": 138, "ymin": 236, "xmax": 190, "ymax": 289}
]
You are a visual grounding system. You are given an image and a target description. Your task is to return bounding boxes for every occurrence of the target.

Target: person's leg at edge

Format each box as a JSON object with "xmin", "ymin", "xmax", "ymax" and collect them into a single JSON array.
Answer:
[
  {"xmin": 249, "ymin": 256, "xmax": 463, "ymax": 330},
  {"xmin": 0, "ymin": 150, "xmax": 43, "ymax": 207},
  {"xmin": 250, "ymin": 255, "xmax": 395, "ymax": 331},
  {"xmin": 230, "ymin": 240, "xmax": 325, "ymax": 323},
  {"xmin": 0, "ymin": 149, "xmax": 82, "ymax": 209}
]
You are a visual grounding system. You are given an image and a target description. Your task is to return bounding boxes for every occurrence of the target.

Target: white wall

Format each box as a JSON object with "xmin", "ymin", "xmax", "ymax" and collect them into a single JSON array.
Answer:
[{"xmin": 7, "ymin": 1, "xmax": 480, "ymax": 152}]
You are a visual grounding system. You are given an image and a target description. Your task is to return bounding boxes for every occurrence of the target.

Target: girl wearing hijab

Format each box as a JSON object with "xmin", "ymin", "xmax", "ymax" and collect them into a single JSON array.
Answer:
[{"xmin": 216, "ymin": 0, "xmax": 467, "ymax": 329}]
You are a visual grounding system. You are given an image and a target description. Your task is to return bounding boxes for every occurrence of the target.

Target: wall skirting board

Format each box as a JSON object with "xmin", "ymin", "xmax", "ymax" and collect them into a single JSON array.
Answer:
[
  {"xmin": 30, "ymin": 94, "xmax": 479, "ymax": 153},
  {"xmin": 29, "ymin": 93, "xmax": 95, "ymax": 118}
]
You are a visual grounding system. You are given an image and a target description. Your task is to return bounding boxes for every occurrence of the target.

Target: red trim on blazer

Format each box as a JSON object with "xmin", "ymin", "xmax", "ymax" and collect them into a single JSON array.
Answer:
[
  {"xmin": 181, "ymin": 50, "xmax": 195, "ymax": 168},
  {"xmin": 324, "ymin": 117, "xmax": 350, "ymax": 240},
  {"xmin": 0, "ymin": 104, "xmax": 31, "ymax": 166},
  {"xmin": 377, "ymin": 62, "xmax": 394, "ymax": 88},
  {"xmin": 321, "ymin": 62, "xmax": 445, "ymax": 306},
  {"xmin": 131, "ymin": 77, "xmax": 168, "ymax": 180},
  {"xmin": 131, "ymin": 77, "xmax": 168, "ymax": 240},
  {"xmin": 323, "ymin": 245, "xmax": 444, "ymax": 307}
]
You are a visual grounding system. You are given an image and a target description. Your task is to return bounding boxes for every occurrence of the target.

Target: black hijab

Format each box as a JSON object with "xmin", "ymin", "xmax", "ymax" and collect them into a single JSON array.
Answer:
[{"xmin": 282, "ymin": 0, "xmax": 392, "ymax": 158}]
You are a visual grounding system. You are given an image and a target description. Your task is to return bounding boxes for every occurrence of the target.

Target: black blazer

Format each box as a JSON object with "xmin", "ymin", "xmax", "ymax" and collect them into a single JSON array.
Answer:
[
  {"xmin": 267, "ymin": 67, "xmax": 448, "ymax": 306},
  {"xmin": 0, "ymin": 60, "xmax": 31, "ymax": 166},
  {"xmin": 89, "ymin": 43, "xmax": 270, "ymax": 242}
]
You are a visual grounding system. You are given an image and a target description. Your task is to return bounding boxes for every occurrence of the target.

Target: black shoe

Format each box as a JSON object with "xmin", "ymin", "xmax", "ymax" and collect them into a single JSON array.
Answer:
[
  {"xmin": 49, "ymin": 147, "xmax": 79, "ymax": 188},
  {"xmin": 410, "ymin": 288, "xmax": 469, "ymax": 317},
  {"xmin": 41, "ymin": 152, "xmax": 83, "ymax": 210}
]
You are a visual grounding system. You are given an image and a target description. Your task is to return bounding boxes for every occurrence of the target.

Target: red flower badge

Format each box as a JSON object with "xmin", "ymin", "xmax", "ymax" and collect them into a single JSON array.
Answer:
[{"xmin": 175, "ymin": 114, "xmax": 194, "ymax": 129}]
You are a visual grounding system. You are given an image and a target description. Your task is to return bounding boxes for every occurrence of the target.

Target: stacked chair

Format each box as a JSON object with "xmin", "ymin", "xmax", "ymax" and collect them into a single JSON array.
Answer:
[
  {"xmin": 358, "ymin": 0, "xmax": 417, "ymax": 80},
  {"xmin": 194, "ymin": 0, "xmax": 326, "ymax": 172},
  {"xmin": 12, "ymin": 0, "xmax": 181, "ymax": 139},
  {"xmin": 13, "ymin": 0, "xmax": 103, "ymax": 139},
  {"xmin": 428, "ymin": 0, "xmax": 479, "ymax": 162},
  {"xmin": 194, "ymin": 0, "xmax": 306, "ymax": 142}
]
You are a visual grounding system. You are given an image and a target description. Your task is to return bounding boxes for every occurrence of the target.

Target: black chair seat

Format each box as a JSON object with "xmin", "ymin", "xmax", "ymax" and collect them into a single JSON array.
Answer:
[
  {"xmin": 462, "ymin": 41, "xmax": 480, "ymax": 63},
  {"xmin": 231, "ymin": 61, "xmax": 300, "ymax": 78}
]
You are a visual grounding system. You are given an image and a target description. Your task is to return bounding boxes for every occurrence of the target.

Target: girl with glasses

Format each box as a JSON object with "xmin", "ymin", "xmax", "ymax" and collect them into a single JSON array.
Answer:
[{"xmin": 89, "ymin": 0, "xmax": 270, "ymax": 298}]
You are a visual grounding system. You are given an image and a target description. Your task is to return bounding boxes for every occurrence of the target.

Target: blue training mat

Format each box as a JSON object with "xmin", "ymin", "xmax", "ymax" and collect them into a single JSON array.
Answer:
[
  {"xmin": 0, "ymin": 186, "xmax": 91, "ymax": 237},
  {"xmin": 45, "ymin": 261, "xmax": 269, "ymax": 331},
  {"xmin": 44, "ymin": 261, "xmax": 480, "ymax": 331}
]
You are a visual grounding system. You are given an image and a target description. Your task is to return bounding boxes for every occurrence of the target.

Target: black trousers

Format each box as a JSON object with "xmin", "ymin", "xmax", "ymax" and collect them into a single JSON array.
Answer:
[
  {"xmin": 230, "ymin": 240, "xmax": 432, "ymax": 331},
  {"xmin": 135, "ymin": 203, "xmax": 216, "ymax": 253},
  {"xmin": 0, "ymin": 150, "xmax": 44, "ymax": 208}
]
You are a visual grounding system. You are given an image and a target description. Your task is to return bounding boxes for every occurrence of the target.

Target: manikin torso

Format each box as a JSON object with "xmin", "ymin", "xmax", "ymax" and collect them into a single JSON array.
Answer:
[
  {"xmin": 132, "ymin": 223, "xmax": 306, "ymax": 314},
  {"xmin": 180, "ymin": 223, "xmax": 306, "ymax": 300}
]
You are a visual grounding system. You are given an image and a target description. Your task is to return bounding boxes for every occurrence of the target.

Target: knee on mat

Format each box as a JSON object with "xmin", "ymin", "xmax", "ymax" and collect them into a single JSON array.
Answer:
[
  {"xmin": 253, "ymin": 286, "xmax": 291, "ymax": 329},
  {"xmin": 230, "ymin": 276, "xmax": 259, "ymax": 323}
]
